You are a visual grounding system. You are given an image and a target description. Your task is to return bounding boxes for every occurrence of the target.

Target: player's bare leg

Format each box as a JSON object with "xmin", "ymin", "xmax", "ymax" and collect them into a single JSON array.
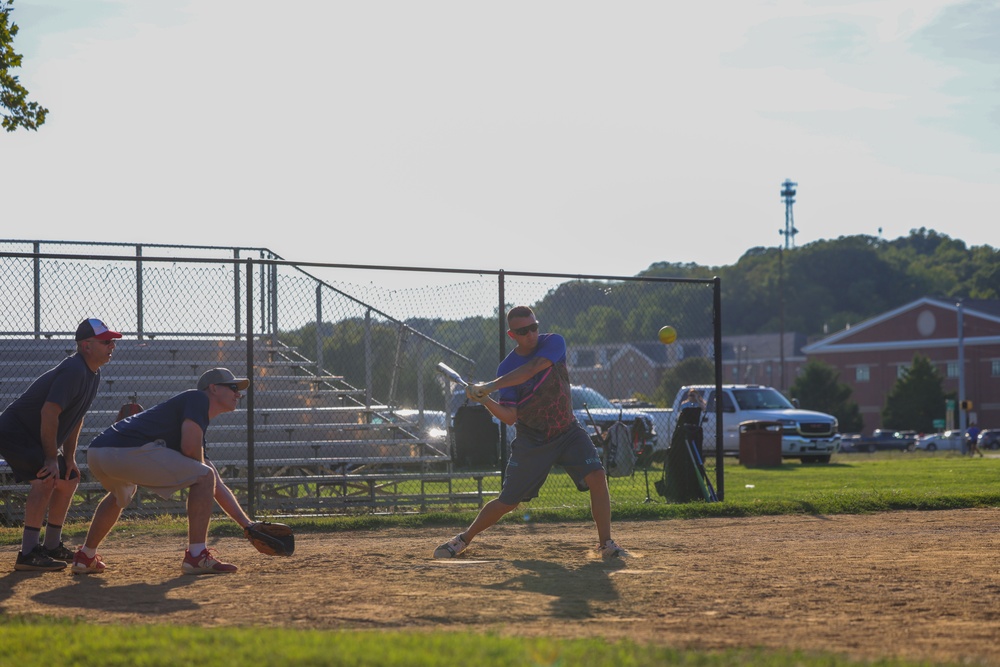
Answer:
[
  {"xmin": 81, "ymin": 493, "xmax": 124, "ymax": 550},
  {"xmin": 584, "ymin": 469, "xmax": 612, "ymax": 545},
  {"xmin": 434, "ymin": 498, "xmax": 517, "ymax": 558},
  {"xmin": 464, "ymin": 499, "xmax": 518, "ymax": 543},
  {"xmin": 48, "ymin": 476, "xmax": 79, "ymax": 521},
  {"xmin": 185, "ymin": 471, "xmax": 217, "ymax": 545}
]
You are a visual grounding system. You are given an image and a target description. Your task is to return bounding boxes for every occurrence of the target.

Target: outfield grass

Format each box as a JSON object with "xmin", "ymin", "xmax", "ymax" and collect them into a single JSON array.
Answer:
[
  {"xmin": 2, "ymin": 454, "xmax": 995, "ymax": 667},
  {"xmin": 0, "ymin": 616, "xmax": 945, "ymax": 667}
]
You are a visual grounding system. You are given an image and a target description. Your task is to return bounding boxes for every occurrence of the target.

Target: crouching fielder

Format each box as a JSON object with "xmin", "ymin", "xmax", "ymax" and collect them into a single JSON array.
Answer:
[{"xmin": 73, "ymin": 368, "xmax": 254, "ymax": 575}]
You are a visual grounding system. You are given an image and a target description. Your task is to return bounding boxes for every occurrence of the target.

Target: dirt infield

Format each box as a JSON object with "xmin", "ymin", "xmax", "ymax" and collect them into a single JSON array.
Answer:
[{"xmin": 2, "ymin": 509, "xmax": 999, "ymax": 664}]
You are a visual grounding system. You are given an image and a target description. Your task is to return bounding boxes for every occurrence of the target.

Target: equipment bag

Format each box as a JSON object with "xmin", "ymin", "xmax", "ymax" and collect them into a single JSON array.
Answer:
[
  {"xmin": 604, "ymin": 421, "xmax": 636, "ymax": 477},
  {"xmin": 453, "ymin": 403, "xmax": 500, "ymax": 469}
]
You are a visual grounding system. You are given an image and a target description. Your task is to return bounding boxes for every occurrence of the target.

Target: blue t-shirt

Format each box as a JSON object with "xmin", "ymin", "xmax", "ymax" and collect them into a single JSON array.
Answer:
[
  {"xmin": 0, "ymin": 354, "xmax": 100, "ymax": 447},
  {"xmin": 497, "ymin": 333, "xmax": 575, "ymax": 442},
  {"xmin": 89, "ymin": 390, "xmax": 210, "ymax": 453}
]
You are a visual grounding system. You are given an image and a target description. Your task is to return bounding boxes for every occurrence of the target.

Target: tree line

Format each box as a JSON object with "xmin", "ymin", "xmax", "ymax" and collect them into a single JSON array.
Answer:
[{"xmin": 280, "ymin": 228, "xmax": 996, "ymax": 428}]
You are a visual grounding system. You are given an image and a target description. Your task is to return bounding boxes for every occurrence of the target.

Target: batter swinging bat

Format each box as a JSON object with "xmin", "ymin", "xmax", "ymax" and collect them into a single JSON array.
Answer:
[{"xmin": 435, "ymin": 362, "xmax": 469, "ymax": 388}]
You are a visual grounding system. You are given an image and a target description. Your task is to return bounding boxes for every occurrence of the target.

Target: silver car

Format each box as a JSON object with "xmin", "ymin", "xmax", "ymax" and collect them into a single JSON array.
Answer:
[{"xmin": 914, "ymin": 430, "xmax": 965, "ymax": 452}]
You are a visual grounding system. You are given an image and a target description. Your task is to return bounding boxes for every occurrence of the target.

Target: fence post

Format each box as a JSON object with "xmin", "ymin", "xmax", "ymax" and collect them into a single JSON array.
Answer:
[
  {"xmin": 246, "ymin": 256, "xmax": 256, "ymax": 519},
  {"xmin": 33, "ymin": 241, "xmax": 40, "ymax": 338},
  {"xmin": 712, "ymin": 276, "xmax": 724, "ymax": 501},
  {"xmin": 258, "ymin": 251, "xmax": 266, "ymax": 335},
  {"xmin": 135, "ymin": 245, "xmax": 144, "ymax": 340},
  {"xmin": 269, "ymin": 261, "xmax": 278, "ymax": 336},
  {"xmin": 315, "ymin": 284, "xmax": 324, "ymax": 370},
  {"xmin": 364, "ymin": 309, "xmax": 373, "ymax": 413},
  {"xmin": 498, "ymin": 270, "xmax": 507, "ymax": 482},
  {"xmin": 234, "ymin": 249, "xmax": 241, "ymax": 340}
]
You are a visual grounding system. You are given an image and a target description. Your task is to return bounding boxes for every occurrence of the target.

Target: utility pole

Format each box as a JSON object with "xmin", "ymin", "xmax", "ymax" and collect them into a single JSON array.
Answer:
[
  {"xmin": 778, "ymin": 179, "xmax": 798, "ymax": 390},
  {"xmin": 780, "ymin": 179, "xmax": 798, "ymax": 249},
  {"xmin": 957, "ymin": 299, "xmax": 967, "ymax": 451}
]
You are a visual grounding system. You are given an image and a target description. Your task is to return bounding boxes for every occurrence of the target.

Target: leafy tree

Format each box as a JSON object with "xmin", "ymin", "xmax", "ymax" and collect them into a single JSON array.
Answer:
[
  {"xmin": 881, "ymin": 354, "xmax": 947, "ymax": 433},
  {"xmin": 1, "ymin": 0, "xmax": 47, "ymax": 132},
  {"xmin": 789, "ymin": 359, "xmax": 863, "ymax": 433}
]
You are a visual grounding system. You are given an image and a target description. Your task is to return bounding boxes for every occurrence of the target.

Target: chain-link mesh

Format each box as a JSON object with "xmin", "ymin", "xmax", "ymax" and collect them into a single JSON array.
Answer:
[{"xmin": 0, "ymin": 242, "xmax": 719, "ymax": 524}]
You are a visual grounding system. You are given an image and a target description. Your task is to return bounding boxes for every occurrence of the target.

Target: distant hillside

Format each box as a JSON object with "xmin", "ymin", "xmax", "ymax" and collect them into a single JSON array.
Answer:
[{"xmin": 641, "ymin": 227, "xmax": 1000, "ymax": 338}]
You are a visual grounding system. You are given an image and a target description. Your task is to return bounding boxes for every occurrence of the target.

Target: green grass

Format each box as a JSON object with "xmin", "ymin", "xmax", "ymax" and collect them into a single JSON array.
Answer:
[
  {"xmin": 5, "ymin": 453, "xmax": 997, "ymax": 541},
  {"xmin": 0, "ymin": 616, "xmax": 944, "ymax": 667},
  {"xmin": 2, "ymin": 454, "xmax": 995, "ymax": 667}
]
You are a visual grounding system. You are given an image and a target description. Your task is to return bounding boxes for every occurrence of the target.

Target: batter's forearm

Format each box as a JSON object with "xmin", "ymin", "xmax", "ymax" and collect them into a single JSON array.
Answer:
[{"xmin": 478, "ymin": 395, "xmax": 517, "ymax": 426}]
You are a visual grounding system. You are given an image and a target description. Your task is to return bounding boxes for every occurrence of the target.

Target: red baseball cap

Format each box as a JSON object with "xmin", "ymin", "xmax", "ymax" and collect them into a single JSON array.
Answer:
[{"xmin": 75, "ymin": 318, "xmax": 123, "ymax": 341}]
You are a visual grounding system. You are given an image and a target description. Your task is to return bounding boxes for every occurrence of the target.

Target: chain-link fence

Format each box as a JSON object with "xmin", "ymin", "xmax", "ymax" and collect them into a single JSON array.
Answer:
[{"xmin": 0, "ymin": 240, "xmax": 721, "ymax": 523}]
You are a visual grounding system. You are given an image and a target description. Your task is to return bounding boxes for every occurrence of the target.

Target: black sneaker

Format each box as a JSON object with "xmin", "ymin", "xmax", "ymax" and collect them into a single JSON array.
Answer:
[
  {"xmin": 43, "ymin": 542, "xmax": 75, "ymax": 562},
  {"xmin": 14, "ymin": 545, "xmax": 68, "ymax": 572}
]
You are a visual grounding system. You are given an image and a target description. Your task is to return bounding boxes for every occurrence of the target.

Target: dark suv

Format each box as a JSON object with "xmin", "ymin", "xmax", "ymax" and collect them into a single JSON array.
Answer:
[
  {"xmin": 854, "ymin": 429, "xmax": 918, "ymax": 453},
  {"xmin": 978, "ymin": 429, "xmax": 1000, "ymax": 450}
]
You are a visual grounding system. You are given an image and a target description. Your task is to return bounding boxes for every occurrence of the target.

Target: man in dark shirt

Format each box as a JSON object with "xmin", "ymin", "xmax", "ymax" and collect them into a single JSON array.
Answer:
[
  {"xmin": 72, "ymin": 368, "xmax": 256, "ymax": 576},
  {"xmin": 0, "ymin": 319, "xmax": 121, "ymax": 572}
]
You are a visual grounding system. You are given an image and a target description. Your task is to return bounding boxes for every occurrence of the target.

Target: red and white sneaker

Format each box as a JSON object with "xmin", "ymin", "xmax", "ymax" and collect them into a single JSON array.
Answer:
[
  {"xmin": 182, "ymin": 548, "xmax": 238, "ymax": 575},
  {"xmin": 71, "ymin": 549, "xmax": 107, "ymax": 575}
]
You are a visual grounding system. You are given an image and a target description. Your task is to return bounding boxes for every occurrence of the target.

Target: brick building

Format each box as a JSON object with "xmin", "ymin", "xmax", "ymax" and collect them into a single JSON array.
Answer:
[{"xmin": 803, "ymin": 298, "xmax": 1000, "ymax": 435}]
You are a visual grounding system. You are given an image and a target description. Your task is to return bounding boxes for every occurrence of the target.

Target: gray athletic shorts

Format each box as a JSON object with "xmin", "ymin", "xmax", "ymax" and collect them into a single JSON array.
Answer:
[
  {"xmin": 498, "ymin": 422, "xmax": 605, "ymax": 504},
  {"xmin": 87, "ymin": 440, "xmax": 213, "ymax": 509}
]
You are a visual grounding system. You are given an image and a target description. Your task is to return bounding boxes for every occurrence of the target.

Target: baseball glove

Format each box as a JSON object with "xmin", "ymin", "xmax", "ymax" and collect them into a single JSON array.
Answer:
[{"xmin": 244, "ymin": 521, "xmax": 295, "ymax": 556}]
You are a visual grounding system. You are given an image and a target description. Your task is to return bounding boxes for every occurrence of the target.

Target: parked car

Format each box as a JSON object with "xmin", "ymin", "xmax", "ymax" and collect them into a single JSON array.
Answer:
[
  {"xmin": 372, "ymin": 409, "xmax": 448, "ymax": 443},
  {"xmin": 978, "ymin": 429, "xmax": 1000, "ymax": 450},
  {"xmin": 838, "ymin": 433, "xmax": 863, "ymax": 453},
  {"xmin": 571, "ymin": 385, "xmax": 657, "ymax": 447},
  {"xmin": 914, "ymin": 430, "xmax": 965, "ymax": 452},
  {"xmin": 852, "ymin": 429, "xmax": 918, "ymax": 452}
]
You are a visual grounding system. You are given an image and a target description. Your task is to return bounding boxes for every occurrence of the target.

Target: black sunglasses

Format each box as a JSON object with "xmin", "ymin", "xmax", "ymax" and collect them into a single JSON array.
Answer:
[
  {"xmin": 217, "ymin": 383, "xmax": 241, "ymax": 393},
  {"xmin": 511, "ymin": 322, "xmax": 539, "ymax": 336}
]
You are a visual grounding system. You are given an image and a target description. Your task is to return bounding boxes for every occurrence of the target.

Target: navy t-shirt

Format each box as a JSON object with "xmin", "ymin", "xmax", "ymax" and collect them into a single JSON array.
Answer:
[
  {"xmin": 89, "ymin": 390, "xmax": 210, "ymax": 453},
  {"xmin": 0, "ymin": 354, "xmax": 100, "ymax": 447}
]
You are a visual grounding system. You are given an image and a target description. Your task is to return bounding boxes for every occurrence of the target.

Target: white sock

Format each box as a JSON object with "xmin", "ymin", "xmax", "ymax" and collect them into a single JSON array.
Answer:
[
  {"xmin": 80, "ymin": 546, "xmax": 97, "ymax": 558},
  {"xmin": 188, "ymin": 543, "xmax": 206, "ymax": 556}
]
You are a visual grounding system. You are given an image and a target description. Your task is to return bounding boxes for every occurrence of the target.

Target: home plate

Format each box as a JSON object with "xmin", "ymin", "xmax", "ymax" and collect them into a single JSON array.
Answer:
[{"xmin": 426, "ymin": 559, "xmax": 497, "ymax": 566}]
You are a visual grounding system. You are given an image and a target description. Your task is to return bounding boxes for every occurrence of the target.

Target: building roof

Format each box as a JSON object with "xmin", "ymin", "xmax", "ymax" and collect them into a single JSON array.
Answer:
[{"xmin": 803, "ymin": 297, "xmax": 1000, "ymax": 354}]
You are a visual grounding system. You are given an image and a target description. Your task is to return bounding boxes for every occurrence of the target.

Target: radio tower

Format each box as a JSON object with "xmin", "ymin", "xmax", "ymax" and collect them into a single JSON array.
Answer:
[{"xmin": 780, "ymin": 179, "xmax": 798, "ymax": 249}]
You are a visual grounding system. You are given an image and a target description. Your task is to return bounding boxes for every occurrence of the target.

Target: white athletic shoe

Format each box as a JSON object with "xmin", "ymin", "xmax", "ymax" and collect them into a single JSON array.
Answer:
[
  {"xmin": 598, "ymin": 539, "xmax": 630, "ymax": 559},
  {"xmin": 433, "ymin": 534, "xmax": 469, "ymax": 559}
]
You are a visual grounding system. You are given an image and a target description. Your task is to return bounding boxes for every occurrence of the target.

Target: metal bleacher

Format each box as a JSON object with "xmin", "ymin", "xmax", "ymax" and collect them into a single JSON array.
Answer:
[{"xmin": 0, "ymin": 337, "xmax": 500, "ymax": 521}]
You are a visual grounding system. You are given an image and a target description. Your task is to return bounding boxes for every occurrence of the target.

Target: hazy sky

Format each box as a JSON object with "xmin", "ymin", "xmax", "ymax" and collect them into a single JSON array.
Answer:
[{"xmin": 5, "ymin": 1, "xmax": 998, "ymax": 279}]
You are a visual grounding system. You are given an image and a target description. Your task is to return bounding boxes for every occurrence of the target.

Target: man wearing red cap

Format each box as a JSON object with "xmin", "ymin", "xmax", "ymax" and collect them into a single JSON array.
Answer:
[{"xmin": 0, "ymin": 318, "xmax": 122, "ymax": 572}]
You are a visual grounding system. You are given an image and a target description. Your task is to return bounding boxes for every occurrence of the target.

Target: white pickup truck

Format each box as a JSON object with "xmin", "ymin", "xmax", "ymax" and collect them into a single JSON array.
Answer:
[{"xmin": 658, "ymin": 384, "xmax": 841, "ymax": 464}]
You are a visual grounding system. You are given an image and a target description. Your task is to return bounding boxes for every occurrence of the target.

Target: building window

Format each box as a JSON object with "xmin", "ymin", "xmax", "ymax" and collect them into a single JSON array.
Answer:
[
  {"xmin": 575, "ymin": 350, "xmax": 597, "ymax": 367},
  {"xmin": 947, "ymin": 362, "xmax": 959, "ymax": 378},
  {"xmin": 897, "ymin": 364, "xmax": 909, "ymax": 379},
  {"xmin": 993, "ymin": 360, "xmax": 1000, "ymax": 377},
  {"xmin": 855, "ymin": 366, "xmax": 870, "ymax": 382}
]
